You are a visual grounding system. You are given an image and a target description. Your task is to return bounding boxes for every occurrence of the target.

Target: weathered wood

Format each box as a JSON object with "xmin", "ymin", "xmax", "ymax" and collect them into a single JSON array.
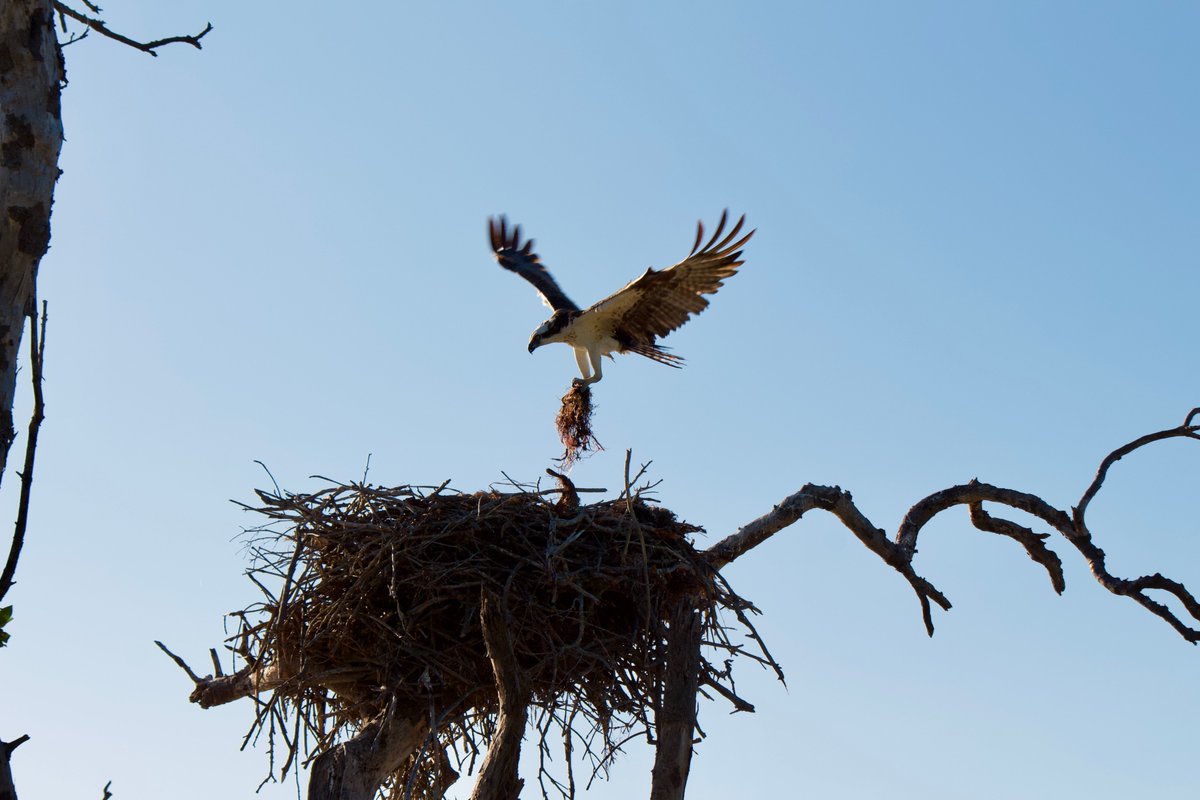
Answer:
[
  {"xmin": 186, "ymin": 661, "xmax": 290, "ymax": 708},
  {"xmin": 704, "ymin": 410, "xmax": 1200, "ymax": 641},
  {"xmin": 0, "ymin": 1, "xmax": 61, "ymax": 485},
  {"xmin": 0, "ymin": 735, "xmax": 30, "ymax": 800},
  {"xmin": 471, "ymin": 592, "xmax": 529, "ymax": 800},
  {"xmin": 308, "ymin": 714, "xmax": 427, "ymax": 800},
  {"xmin": 649, "ymin": 599, "xmax": 702, "ymax": 800}
]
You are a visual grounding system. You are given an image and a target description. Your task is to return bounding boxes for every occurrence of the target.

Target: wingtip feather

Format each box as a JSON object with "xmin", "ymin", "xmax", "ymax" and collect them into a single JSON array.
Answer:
[
  {"xmin": 691, "ymin": 219, "xmax": 705, "ymax": 256},
  {"xmin": 701, "ymin": 209, "xmax": 729, "ymax": 253}
]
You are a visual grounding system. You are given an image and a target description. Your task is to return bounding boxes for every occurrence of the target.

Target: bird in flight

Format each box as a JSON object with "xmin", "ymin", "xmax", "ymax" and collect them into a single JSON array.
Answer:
[{"xmin": 488, "ymin": 210, "xmax": 753, "ymax": 385}]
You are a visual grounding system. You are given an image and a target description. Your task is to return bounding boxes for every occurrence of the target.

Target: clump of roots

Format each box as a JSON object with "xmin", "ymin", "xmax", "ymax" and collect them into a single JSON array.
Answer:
[
  {"xmin": 556, "ymin": 383, "xmax": 599, "ymax": 466},
  {"xmin": 220, "ymin": 475, "xmax": 779, "ymax": 799}
]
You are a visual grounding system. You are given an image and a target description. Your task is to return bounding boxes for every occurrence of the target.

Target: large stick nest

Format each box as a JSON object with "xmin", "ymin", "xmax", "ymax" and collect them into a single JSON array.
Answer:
[{"xmin": 227, "ymin": 477, "xmax": 779, "ymax": 798}]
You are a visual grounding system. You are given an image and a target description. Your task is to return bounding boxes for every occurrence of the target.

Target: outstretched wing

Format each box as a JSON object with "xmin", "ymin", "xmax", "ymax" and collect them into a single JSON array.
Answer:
[
  {"xmin": 488, "ymin": 216, "xmax": 579, "ymax": 312},
  {"xmin": 586, "ymin": 210, "xmax": 753, "ymax": 342}
]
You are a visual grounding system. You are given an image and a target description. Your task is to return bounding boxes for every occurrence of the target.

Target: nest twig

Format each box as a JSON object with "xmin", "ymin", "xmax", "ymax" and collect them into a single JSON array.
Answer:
[{"xmin": 220, "ymin": 476, "xmax": 776, "ymax": 799}]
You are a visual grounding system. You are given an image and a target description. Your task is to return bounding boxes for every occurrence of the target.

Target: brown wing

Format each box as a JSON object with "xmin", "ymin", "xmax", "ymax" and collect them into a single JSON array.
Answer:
[
  {"xmin": 488, "ymin": 216, "xmax": 580, "ymax": 312},
  {"xmin": 586, "ymin": 210, "xmax": 753, "ymax": 343}
]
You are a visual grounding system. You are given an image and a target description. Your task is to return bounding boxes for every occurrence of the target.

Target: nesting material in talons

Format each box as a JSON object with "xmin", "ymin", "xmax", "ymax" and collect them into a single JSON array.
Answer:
[{"xmin": 556, "ymin": 382, "xmax": 600, "ymax": 467}]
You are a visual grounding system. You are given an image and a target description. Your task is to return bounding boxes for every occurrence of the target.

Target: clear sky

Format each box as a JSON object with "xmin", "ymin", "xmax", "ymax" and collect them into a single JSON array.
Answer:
[{"xmin": 3, "ymin": 1, "xmax": 1198, "ymax": 798}]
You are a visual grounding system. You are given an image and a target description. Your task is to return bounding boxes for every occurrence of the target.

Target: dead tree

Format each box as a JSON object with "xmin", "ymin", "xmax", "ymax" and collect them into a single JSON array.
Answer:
[
  {"xmin": 0, "ymin": 1, "xmax": 58, "ymax": 493},
  {"xmin": 0, "ymin": 4, "xmax": 210, "ymax": 797},
  {"xmin": 0, "ymin": 4, "xmax": 207, "ymax": 486},
  {"xmin": 163, "ymin": 409, "xmax": 1200, "ymax": 800}
]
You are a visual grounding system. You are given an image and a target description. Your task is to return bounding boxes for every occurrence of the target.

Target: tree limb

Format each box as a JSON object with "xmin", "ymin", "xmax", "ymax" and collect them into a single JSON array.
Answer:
[
  {"xmin": 156, "ymin": 639, "xmax": 289, "ymax": 708},
  {"xmin": 705, "ymin": 409, "xmax": 1200, "ymax": 642},
  {"xmin": 0, "ymin": 734, "xmax": 30, "ymax": 800},
  {"xmin": 649, "ymin": 598, "xmax": 703, "ymax": 800},
  {"xmin": 470, "ymin": 592, "xmax": 529, "ymax": 800},
  {"xmin": 308, "ymin": 712, "xmax": 428, "ymax": 800},
  {"xmin": 0, "ymin": 302, "xmax": 45, "ymax": 604},
  {"xmin": 52, "ymin": 2, "xmax": 212, "ymax": 56},
  {"xmin": 1074, "ymin": 407, "xmax": 1200, "ymax": 528},
  {"xmin": 705, "ymin": 483, "xmax": 951, "ymax": 635}
]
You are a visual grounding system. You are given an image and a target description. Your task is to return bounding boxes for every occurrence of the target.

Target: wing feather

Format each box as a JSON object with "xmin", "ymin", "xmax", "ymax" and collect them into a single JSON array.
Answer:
[
  {"xmin": 585, "ymin": 211, "xmax": 753, "ymax": 344},
  {"xmin": 488, "ymin": 216, "xmax": 579, "ymax": 312}
]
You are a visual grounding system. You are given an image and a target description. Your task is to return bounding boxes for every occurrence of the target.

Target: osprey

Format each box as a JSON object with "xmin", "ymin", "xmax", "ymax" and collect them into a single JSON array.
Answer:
[{"xmin": 488, "ymin": 210, "xmax": 753, "ymax": 385}]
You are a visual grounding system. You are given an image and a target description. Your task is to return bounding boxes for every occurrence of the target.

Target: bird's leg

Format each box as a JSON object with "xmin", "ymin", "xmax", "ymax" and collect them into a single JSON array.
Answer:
[
  {"xmin": 573, "ymin": 348, "xmax": 593, "ymax": 384},
  {"xmin": 585, "ymin": 349, "xmax": 604, "ymax": 384}
]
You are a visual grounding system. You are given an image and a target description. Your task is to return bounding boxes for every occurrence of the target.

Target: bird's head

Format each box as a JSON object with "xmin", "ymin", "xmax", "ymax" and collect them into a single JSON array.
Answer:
[
  {"xmin": 527, "ymin": 320, "xmax": 552, "ymax": 353},
  {"xmin": 528, "ymin": 311, "xmax": 572, "ymax": 353}
]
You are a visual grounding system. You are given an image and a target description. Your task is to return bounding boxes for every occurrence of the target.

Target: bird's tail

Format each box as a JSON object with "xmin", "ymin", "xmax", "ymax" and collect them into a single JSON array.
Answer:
[{"xmin": 625, "ymin": 342, "xmax": 685, "ymax": 369}]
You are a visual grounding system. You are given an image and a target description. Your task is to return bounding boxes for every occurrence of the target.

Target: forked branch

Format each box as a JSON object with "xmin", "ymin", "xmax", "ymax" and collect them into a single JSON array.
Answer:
[
  {"xmin": 0, "ymin": 301, "xmax": 47, "ymax": 605},
  {"xmin": 706, "ymin": 409, "xmax": 1200, "ymax": 642},
  {"xmin": 53, "ymin": 2, "xmax": 212, "ymax": 56},
  {"xmin": 155, "ymin": 639, "xmax": 288, "ymax": 708}
]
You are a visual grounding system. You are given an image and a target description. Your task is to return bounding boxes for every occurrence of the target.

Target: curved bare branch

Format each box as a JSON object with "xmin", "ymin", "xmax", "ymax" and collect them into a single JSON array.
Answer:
[
  {"xmin": 1074, "ymin": 408, "xmax": 1200, "ymax": 528},
  {"xmin": 705, "ymin": 410, "xmax": 1200, "ymax": 642},
  {"xmin": 53, "ymin": 2, "xmax": 212, "ymax": 56}
]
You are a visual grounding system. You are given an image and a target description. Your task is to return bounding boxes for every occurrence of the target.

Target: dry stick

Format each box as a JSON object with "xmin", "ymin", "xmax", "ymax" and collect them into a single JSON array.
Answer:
[
  {"xmin": 156, "ymin": 641, "xmax": 282, "ymax": 709},
  {"xmin": 1074, "ymin": 408, "xmax": 1200, "ymax": 528},
  {"xmin": 209, "ymin": 647, "xmax": 224, "ymax": 677},
  {"xmin": 698, "ymin": 673, "xmax": 754, "ymax": 713},
  {"xmin": 52, "ymin": 2, "xmax": 213, "ymax": 56},
  {"xmin": 704, "ymin": 482, "xmax": 951, "ymax": 635},
  {"xmin": 621, "ymin": 450, "xmax": 654, "ymax": 626},
  {"xmin": 155, "ymin": 640, "xmax": 202, "ymax": 684},
  {"xmin": 968, "ymin": 501, "xmax": 1064, "ymax": 593},
  {"xmin": 0, "ymin": 302, "xmax": 47, "ymax": 604},
  {"xmin": 545, "ymin": 468, "xmax": 581, "ymax": 513}
]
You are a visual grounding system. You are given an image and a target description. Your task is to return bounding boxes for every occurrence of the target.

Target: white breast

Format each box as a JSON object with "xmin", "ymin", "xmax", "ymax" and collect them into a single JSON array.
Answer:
[{"xmin": 564, "ymin": 311, "xmax": 620, "ymax": 356}]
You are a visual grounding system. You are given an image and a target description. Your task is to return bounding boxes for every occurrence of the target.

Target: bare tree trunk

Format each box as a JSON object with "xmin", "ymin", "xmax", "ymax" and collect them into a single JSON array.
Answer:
[
  {"xmin": 471, "ymin": 592, "xmax": 529, "ymax": 800},
  {"xmin": 649, "ymin": 599, "xmax": 702, "ymax": 800},
  {"xmin": 308, "ymin": 714, "xmax": 427, "ymax": 800},
  {"xmin": 0, "ymin": 0, "xmax": 61, "ymax": 484},
  {"xmin": 0, "ymin": 735, "xmax": 29, "ymax": 800}
]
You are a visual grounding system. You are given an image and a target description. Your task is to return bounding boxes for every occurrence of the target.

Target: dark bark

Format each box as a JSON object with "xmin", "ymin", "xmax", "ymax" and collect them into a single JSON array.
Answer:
[
  {"xmin": 307, "ymin": 714, "xmax": 427, "ymax": 800},
  {"xmin": 649, "ymin": 598, "xmax": 702, "ymax": 800},
  {"xmin": 705, "ymin": 409, "xmax": 1200, "ymax": 642},
  {"xmin": 51, "ymin": 3, "xmax": 211, "ymax": 56},
  {"xmin": 0, "ymin": 302, "xmax": 44, "ymax": 604},
  {"xmin": 0, "ymin": 735, "xmax": 30, "ymax": 800},
  {"xmin": 471, "ymin": 592, "xmax": 529, "ymax": 800},
  {"xmin": 0, "ymin": 1, "xmax": 62, "ymax": 486}
]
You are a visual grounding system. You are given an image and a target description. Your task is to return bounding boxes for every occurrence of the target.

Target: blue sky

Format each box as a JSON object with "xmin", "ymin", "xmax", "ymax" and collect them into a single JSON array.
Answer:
[{"xmin": 3, "ymin": 2, "xmax": 1198, "ymax": 798}]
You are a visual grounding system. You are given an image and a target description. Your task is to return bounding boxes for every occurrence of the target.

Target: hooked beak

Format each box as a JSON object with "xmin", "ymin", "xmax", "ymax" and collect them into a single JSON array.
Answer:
[{"xmin": 527, "ymin": 336, "xmax": 540, "ymax": 354}]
